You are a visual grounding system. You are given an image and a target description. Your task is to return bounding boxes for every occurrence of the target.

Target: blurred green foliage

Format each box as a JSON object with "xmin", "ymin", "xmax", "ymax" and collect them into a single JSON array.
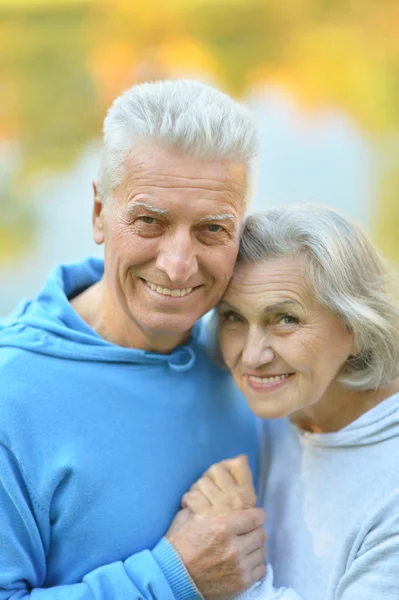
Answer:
[{"xmin": 0, "ymin": 0, "xmax": 398, "ymax": 259}]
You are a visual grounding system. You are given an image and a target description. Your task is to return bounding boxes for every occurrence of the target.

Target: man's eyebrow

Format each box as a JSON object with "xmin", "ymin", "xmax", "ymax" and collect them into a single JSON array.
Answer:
[
  {"xmin": 126, "ymin": 201, "xmax": 170, "ymax": 216},
  {"xmin": 198, "ymin": 213, "xmax": 237, "ymax": 224},
  {"xmin": 126, "ymin": 204, "xmax": 236, "ymax": 223}
]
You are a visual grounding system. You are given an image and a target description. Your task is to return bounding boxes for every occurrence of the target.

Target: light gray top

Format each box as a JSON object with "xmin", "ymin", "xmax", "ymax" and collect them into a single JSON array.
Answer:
[{"xmin": 233, "ymin": 392, "xmax": 399, "ymax": 599}]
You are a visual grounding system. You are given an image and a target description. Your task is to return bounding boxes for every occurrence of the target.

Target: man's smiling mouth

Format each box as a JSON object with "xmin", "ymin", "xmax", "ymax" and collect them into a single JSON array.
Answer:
[{"xmin": 143, "ymin": 279, "xmax": 194, "ymax": 298}]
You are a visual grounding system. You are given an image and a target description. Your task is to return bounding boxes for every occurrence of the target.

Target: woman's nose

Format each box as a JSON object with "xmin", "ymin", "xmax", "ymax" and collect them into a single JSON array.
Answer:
[{"xmin": 241, "ymin": 329, "xmax": 274, "ymax": 370}]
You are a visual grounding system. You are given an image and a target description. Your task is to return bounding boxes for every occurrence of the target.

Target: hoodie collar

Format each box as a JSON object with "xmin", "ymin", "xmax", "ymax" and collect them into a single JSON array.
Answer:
[{"xmin": 0, "ymin": 258, "xmax": 200, "ymax": 372}]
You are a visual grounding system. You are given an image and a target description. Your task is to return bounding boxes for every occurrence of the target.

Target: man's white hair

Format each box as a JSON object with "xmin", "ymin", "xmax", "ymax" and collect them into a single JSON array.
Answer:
[
  {"xmin": 238, "ymin": 204, "xmax": 399, "ymax": 391},
  {"xmin": 98, "ymin": 79, "xmax": 258, "ymax": 203}
]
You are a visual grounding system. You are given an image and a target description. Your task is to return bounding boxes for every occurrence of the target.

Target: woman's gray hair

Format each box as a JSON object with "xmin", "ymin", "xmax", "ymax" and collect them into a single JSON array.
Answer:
[
  {"xmin": 98, "ymin": 79, "xmax": 258, "ymax": 203},
  {"xmin": 237, "ymin": 204, "xmax": 399, "ymax": 391}
]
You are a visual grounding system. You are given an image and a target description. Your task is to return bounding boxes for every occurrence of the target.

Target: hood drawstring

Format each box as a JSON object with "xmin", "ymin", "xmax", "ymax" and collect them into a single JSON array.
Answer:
[{"xmin": 143, "ymin": 346, "xmax": 196, "ymax": 372}]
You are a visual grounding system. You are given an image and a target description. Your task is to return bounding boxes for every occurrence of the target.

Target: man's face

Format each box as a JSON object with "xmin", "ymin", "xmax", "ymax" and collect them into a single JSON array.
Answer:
[{"xmin": 93, "ymin": 144, "xmax": 246, "ymax": 343}]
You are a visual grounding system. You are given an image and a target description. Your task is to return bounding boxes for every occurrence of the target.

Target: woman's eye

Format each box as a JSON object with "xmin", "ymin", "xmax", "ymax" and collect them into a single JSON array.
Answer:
[
  {"xmin": 277, "ymin": 314, "xmax": 298, "ymax": 326},
  {"xmin": 221, "ymin": 311, "xmax": 242, "ymax": 323},
  {"xmin": 139, "ymin": 216, "xmax": 159, "ymax": 224}
]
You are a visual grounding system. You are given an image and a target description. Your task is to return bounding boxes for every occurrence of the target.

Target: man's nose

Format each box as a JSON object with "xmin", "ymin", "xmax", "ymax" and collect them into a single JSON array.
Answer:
[
  {"xmin": 156, "ymin": 230, "xmax": 199, "ymax": 284},
  {"xmin": 241, "ymin": 327, "xmax": 274, "ymax": 370}
]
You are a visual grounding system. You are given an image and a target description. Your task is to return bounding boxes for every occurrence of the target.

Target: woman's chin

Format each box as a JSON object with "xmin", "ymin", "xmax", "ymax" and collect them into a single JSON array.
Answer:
[{"xmin": 244, "ymin": 394, "xmax": 291, "ymax": 420}]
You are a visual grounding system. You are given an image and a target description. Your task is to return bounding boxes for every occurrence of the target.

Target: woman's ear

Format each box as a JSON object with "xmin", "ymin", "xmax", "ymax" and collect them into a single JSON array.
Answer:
[
  {"xmin": 343, "ymin": 323, "xmax": 360, "ymax": 359},
  {"xmin": 350, "ymin": 333, "xmax": 362, "ymax": 358}
]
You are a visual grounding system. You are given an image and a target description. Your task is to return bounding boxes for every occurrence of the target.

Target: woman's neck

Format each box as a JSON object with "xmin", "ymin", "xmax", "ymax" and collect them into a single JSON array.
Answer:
[{"xmin": 291, "ymin": 379, "xmax": 399, "ymax": 433}]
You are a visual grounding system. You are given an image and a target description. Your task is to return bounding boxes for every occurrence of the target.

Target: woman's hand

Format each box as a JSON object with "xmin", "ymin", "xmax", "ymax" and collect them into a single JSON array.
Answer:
[{"xmin": 182, "ymin": 454, "xmax": 257, "ymax": 515}]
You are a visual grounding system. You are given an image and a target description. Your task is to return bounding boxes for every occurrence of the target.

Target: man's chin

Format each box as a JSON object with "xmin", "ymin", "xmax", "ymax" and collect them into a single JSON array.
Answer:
[{"xmin": 144, "ymin": 317, "xmax": 197, "ymax": 338}]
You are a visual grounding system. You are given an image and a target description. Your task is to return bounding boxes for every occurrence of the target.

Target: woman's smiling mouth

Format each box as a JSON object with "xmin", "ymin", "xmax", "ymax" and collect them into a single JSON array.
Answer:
[{"xmin": 245, "ymin": 373, "xmax": 294, "ymax": 392}]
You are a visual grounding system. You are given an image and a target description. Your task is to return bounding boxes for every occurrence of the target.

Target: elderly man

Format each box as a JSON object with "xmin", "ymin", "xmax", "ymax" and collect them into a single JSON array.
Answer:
[{"xmin": 0, "ymin": 80, "xmax": 265, "ymax": 599}]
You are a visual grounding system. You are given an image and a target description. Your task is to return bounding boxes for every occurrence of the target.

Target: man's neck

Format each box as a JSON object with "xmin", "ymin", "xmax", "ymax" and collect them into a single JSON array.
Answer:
[{"xmin": 70, "ymin": 279, "xmax": 191, "ymax": 353}]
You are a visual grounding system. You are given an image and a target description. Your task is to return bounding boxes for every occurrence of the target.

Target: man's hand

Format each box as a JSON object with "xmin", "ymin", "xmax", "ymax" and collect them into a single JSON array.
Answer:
[
  {"xmin": 182, "ymin": 455, "xmax": 257, "ymax": 515},
  {"xmin": 166, "ymin": 508, "xmax": 193, "ymax": 537},
  {"xmin": 167, "ymin": 508, "xmax": 267, "ymax": 599}
]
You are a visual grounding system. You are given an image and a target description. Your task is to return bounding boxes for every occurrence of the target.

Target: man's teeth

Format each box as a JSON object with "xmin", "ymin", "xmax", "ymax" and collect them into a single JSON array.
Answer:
[
  {"xmin": 249, "ymin": 374, "xmax": 290, "ymax": 383},
  {"xmin": 145, "ymin": 280, "xmax": 193, "ymax": 297}
]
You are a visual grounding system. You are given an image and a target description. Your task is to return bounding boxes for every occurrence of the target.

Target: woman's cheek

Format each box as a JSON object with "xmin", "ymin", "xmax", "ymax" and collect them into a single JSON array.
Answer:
[
  {"xmin": 226, "ymin": 340, "xmax": 242, "ymax": 372},
  {"xmin": 219, "ymin": 334, "xmax": 232, "ymax": 370}
]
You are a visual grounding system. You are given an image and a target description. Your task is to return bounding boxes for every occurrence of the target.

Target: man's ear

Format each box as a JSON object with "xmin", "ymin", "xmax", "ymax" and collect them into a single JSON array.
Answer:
[{"xmin": 92, "ymin": 181, "xmax": 105, "ymax": 245}]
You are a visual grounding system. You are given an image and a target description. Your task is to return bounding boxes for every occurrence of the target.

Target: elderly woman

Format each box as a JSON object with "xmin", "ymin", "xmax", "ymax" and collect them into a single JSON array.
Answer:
[{"xmin": 182, "ymin": 204, "xmax": 399, "ymax": 599}]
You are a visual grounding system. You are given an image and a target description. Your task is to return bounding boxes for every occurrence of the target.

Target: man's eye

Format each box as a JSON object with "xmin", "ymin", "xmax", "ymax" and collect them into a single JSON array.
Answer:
[
  {"xmin": 139, "ymin": 216, "xmax": 159, "ymax": 224},
  {"xmin": 206, "ymin": 224, "xmax": 224, "ymax": 233}
]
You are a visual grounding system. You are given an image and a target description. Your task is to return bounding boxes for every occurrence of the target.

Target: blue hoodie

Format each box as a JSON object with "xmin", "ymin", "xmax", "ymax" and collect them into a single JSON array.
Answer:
[{"xmin": 0, "ymin": 258, "xmax": 259, "ymax": 600}]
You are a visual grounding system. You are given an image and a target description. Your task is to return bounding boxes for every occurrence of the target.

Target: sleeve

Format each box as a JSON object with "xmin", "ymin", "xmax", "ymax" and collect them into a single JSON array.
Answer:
[
  {"xmin": 229, "ymin": 565, "xmax": 304, "ymax": 600},
  {"xmin": 335, "ymin": 497, "xmax": 399, "ymax": 600},
  {"xmin": 0, "ymin": 443, "xmax": 201, "ymax": 600}
]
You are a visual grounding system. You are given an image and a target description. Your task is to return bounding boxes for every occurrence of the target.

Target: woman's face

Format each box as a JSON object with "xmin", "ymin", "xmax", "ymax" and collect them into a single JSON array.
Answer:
[{"xmin": 218, "ymin": 256, "xmax": 355, "ymax": 420}]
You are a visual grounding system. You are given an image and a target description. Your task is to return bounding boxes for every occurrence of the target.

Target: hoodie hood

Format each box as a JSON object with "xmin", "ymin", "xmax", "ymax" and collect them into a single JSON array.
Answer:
[
  {"xmin": 0, "ymin": 257, "xmax": 199, "ymax": 372},
  {"xmin": 296, "ymin": 392, "xmax": 399, "ymax": 448}
]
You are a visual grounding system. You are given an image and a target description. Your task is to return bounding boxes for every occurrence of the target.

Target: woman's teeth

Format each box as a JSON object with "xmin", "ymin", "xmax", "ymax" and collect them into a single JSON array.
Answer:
[
  {"xmin": 145, "ymin": 280, "xmax": 193, "ymax": 297},
  {"xmin": 249, "ymin": 374, "xmax": 290, "ymax": 383}
]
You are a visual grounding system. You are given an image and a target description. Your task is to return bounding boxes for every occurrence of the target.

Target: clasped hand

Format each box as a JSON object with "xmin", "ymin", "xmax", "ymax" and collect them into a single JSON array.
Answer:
[{"xmin": 166, "ymin": 455, "xmax": 267, "ymax": 599}]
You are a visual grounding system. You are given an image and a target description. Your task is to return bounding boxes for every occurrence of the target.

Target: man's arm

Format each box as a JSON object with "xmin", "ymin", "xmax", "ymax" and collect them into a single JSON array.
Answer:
[{"xmin": 0, "ymin": 444, "xmax": 265, "ymax": 600}]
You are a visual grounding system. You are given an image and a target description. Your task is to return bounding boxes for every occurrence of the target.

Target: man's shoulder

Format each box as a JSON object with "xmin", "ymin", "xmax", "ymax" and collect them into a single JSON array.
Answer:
[
  {"xmin": 0, "ymin": 342, "xmax": 59, "ymax": 413},
  {"xmin": 0, "ymin": 339, "xmax": 36, "ymax": 377},
  {"xmin": 0, "ymin": 346, "xmax": 44, "ymax": 440},
  {"xmin": 0, "ymin": 343, "xmax": 38, "ymax": 373}
]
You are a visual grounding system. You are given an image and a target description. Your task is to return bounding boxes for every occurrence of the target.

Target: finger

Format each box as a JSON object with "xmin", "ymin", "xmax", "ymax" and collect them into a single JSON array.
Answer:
[
  {"xmin": 227, "ymin": 508, "xmax": 266, "ymax": 535},
  {"xmin": 225, "ymin": 456, "xmax": 257, "ymax": 508},
  {"xmin": 251, "ymin": 561, "xmax": 267, "ymax": 584},
  {"xmin": 182, "ymin": 489, "xmax": 212, "ymax": 515},
  {"xmin": 198, "ymin": 474, "xmax": 246, "ymax": 511},
  {"xmin": 206, "ymin": 463, "xmax": 239, "ymax": 495},
  {"xmin": 239, "ymin": 553, "xmax": 267, "ymax": 592},
  {"xmin": 193, "ymin": 477, "xmax": 246, "ymax": 514},
  {"xmin": 239, "ymin": 526, "xmax": 267, "ymax": 555},
  {"xmin": 194, "ymin": 477, "xmax": 226, "ymax": 507},
  {"xmin": 246, "ymin": 545, "xmax": 267, "ymax": 570},
  {"xmin": 206, "ymin": 459, "xmax": 256, "ymax": 508},
  {"xmin": 225, "ymin": 455, "xmax": 254, "ymax": 489}
]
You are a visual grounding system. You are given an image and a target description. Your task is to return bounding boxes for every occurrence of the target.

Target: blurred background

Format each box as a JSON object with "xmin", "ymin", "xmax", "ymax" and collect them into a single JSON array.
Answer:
[{"xmin": 1, "ymin": 0, "xmax": 398, "ymax": 315}]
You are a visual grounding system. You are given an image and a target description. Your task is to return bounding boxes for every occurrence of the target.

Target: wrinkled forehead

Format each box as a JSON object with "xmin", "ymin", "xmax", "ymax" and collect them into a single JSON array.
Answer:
[
  {"xmin": 122, "ymin": 145, "xmax": 247, "ymax": 193},
  {"xmin": 224, "ymin": 256, "xmax": 312, "ymax": 306}
]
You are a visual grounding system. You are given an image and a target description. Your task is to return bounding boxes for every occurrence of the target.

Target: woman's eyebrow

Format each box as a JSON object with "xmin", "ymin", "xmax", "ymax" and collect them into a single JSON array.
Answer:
[
  {"xmin": 263, "ymin": 300, "xmax": 301, "ymax": 314},
  {"xmin": 218, "ymin": 300, "xmax": 240, "ymax": 312},
  {"xmin": 220, "ymin": 299, "xmax": 301, "ymax": 314}
]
